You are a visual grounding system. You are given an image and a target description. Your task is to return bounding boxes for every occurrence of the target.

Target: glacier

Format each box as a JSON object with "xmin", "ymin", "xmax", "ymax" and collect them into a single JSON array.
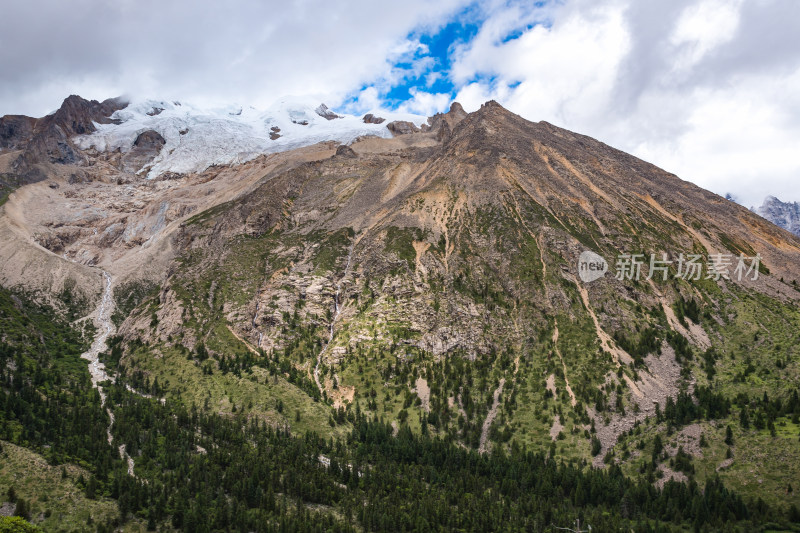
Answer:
[{"xmin": 74, "ymin": 97, "xmax": 428, "ymax": 178}]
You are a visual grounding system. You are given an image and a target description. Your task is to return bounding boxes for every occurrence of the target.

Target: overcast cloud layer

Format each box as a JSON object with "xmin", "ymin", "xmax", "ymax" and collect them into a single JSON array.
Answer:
[{"xmin": 1, "ymin": 0, "xmax": 798, "ymax": 206}]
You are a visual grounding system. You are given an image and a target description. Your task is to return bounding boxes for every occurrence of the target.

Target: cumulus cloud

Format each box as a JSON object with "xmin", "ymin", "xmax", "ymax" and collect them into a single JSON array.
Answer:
[
  {"xmin": 2, "ymin": 0, "xmax": 798, "ymax": 205},
  {"xmin": 397, "ymin": 89, "xmax": 453, "ymax": 115},
  {"xmin": 0, "ymin": 0, "xmax": 468, "ymax": 116},
  {"xmin": 441, "ymin": 0, "xmax": 800, "ymax": 205}
]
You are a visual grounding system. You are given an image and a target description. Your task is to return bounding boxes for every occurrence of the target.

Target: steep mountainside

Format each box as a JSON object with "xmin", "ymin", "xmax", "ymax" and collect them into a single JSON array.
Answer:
[
  {"xmin": 756, "ymin": 195, "xmax": 800, "ymax": 237},
  {"xmin": 2, "ymin": 96, "xmax": 800, "ymax": 531},
  {"xmin": 118, "ymin": 101, "xmax": 800, "ymax": 497}
]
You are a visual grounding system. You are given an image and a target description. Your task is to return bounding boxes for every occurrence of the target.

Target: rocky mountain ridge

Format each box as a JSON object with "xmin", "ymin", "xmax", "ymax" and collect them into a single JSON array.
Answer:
[
  {"xmin": 0, "ymin": 95, "xmax": 127, "ymax": 181},
  {"xmin": 0, "ymin": 94, "xmax": 443, "ymax": 183}
]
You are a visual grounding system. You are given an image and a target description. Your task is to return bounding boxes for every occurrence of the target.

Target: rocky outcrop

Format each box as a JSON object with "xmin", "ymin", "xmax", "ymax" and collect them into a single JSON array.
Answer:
[
  {"xmin": 362, "ymin": 113, "xmax": 385, "ymax": 124},
  {"xmin": 425, "ymin": 102, "xmax": 467, "ymax": 132},
  {"xmin": 446, "ymin": 101, "xmax": 467, "ymax": 120},
  {"xmin": 315, "ymin": 103, "xmax": 340, "ymax": 120},
  {"xmin": 334, "ymin": 144, "xmax": 357, "ymax": 158},
  {"xmin": 122, "ymin": 130, "xmax": 166, "ymax": 174},
  {"xmin": 382, "ymin": 103, "xmax": 466, "ymax": 140},
  {"xmin": 0, "ymin": 95, "xmax": 128, "ymax": 182},
  {"xmin": 0, "ymin": 115, "xmax": 36, "ymax": 150},
  {"xmin": 133, "ymin": 130, "xmax": 166, "ymax": 149},
  {"xmin": 50, "ymin": 94, "xmax": 127, "ymax": 135},
  {"xmin": 435, "ymin": 120, "xmax": 452, "ymax": 142},
  {"xmin": 386, "ymin": 120, "xmax": 420, "ymax": 136},
  {"xmin": 423, "ymin": 102, "xmax": 468, "ymax": 141}
]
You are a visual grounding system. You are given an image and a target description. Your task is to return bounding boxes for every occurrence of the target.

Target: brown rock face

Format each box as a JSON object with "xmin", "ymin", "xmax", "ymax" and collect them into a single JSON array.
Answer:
[
  {"xmin": 133, "ymin": 130, "xmax": 166, "ymax": 149},
  {"xmin": 386, "ymin": 120, "xmax": 420, "ymax": 136},
  {"xmin": 424, "ymin": 101, "xmax": 468, "ymax": 135},
  {"xmin": 50, "ymin": 94, "xmax": 127, "ymax": 135},
  {"xmin": 334, "ymin": 144, "xmax": 357, "ymax": 158},
  {"xmin": 0, "ymin": 95, "xmax": 128, "ymax": 181},
  {"xmin": 121, "ymin": 130, "xmax": 166, "ymax": 174},
  {"xmin": 446, "ymin": 101, "xmax": 467, "ymax": 119}
]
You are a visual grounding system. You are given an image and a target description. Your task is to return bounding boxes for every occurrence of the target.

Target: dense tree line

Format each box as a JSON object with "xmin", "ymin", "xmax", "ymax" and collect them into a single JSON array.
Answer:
[
  {"xmin": 674, "ymin": 296, "xmax": 702, "ymax": 327},
  {"xmin": 2, "ymin": 286, "xmax": 799, "ymax": 531},
  {"xmin": 93, "ymin": 382, "xmax": 788, "ymax": 532}
]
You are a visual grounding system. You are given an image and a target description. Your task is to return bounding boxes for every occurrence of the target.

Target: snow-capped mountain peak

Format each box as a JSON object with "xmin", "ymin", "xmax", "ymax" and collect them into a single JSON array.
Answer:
[{"xmin": 74, "ymin": 97, "xmax": 427, "ymax": 178}]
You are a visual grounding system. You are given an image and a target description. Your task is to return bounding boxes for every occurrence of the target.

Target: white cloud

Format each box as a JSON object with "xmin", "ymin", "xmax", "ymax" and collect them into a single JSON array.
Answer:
[
  {"xmin": 3, "ymin": 0, "xmax": 799, "ymax": 206},
  {"xmin": 440, "ymin": 0, "xmax": 800, "ymax": 206},
  {"xmin": 451, "ymin": 1, "xmax": 630, "ymax": 134},
  {"xmin": 397, "ymin": 89, "xmax": 452, "ymax": 116},
  {"xmin": 667, "ymin": 0, "xmax": 744, "ymax": 81},
  {"xmin": 633, "ymin": 69, "xmax": 800, "ymax": 207},
  {"xmin": 0, "ymin": 0, "xmax": 470, "ymax": 116}
]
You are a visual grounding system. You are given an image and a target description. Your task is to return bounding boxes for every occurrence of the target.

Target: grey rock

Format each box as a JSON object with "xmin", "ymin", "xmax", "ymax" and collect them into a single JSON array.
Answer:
[
  {"xmin": 0, "ymin": 115, "xmax": 36, "ymax": 150},
  {"xmin": 122, "ymin": 129, "xmax": 166, "ymax": 173},
  {"xmin": 133, "ymin": 130, "xmax": 166, "ymax": 149},
  {"xmin": 363, "ymin": 113, "xmax": 385, "ymax": 124},
  {"xmin": 315, "ymin": 103, "xmax": 340, "ymax": 120},
  {"xmin": 755, "ymin": 196, "xmax": 800, "ymax": 236}
]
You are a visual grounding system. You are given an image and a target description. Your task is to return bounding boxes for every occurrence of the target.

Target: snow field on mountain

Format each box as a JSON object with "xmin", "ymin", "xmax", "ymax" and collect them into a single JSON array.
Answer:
[{"xmin": 75, "ymin": 97, "xmax": 427, "ymax": 178}]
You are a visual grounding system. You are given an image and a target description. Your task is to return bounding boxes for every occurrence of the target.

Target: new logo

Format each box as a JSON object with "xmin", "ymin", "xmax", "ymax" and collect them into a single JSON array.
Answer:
[{"xmin": 578, "ymin": 250, "xmax": 608, "ymax": 283}]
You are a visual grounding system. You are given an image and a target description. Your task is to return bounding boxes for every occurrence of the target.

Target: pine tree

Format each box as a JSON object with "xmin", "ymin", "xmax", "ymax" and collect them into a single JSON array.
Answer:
[
  {"xmin": 739, "ymin": 406, "xmax": 750, "ymax": 429},
  {"xmin": 13, "ymin": 498, "xmax": 29, "ymax": 520}
]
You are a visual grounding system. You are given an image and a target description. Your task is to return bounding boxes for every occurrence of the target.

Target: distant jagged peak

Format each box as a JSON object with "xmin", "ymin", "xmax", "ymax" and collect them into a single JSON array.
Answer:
[
  {"xmin": 761, "ymin": 195, "xmax": 795, "ymax": 206},
  {"xmin": 757, "ymin": 195, "xmax": 799, "ymax": 210},
  {"xmin": 755, "ymin": 195, "xmax": 800, "ymax": 237}
]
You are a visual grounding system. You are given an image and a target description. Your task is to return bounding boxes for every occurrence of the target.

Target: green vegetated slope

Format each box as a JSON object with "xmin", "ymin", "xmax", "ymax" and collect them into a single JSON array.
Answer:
[
  {"xmin": 1, "ymin": 284, "xmax": 776, "ymax": 532},
  {"xmin": 0, "ymin": 285, "xmax": 146, "ymax": 532}
]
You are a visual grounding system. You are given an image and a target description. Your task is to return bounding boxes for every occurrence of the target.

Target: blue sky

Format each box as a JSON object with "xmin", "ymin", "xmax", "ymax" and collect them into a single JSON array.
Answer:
[
  {"xmin": 381, "ymin": 20, "xmax": 480, "ymax": 105},
  {"xmin": 1, "ymin": 0, "xmax": 799, "ymax": 206},
  {"xmin": 370, "ymin": 1, "xmax": 550, "ymax": 111},
  {"xmin": 345, "ymin": 1, "xmax": 557, "ymax": 116}
]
